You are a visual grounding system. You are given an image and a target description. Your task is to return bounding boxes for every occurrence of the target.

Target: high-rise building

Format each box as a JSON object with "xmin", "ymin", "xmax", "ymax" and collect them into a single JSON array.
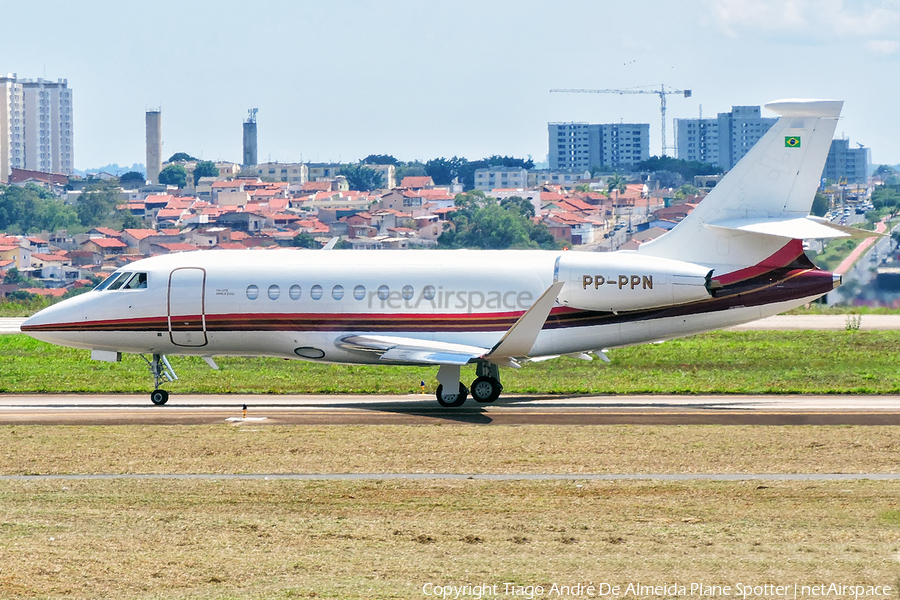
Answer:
[
  {"xmin": 675, "ymin": 106, "xmax": 777, "ymax": 170},
  {"xmin": 823, "ymin": 138, "xmax": 870, "ymax": 185},
  {"xmin": 0, "ymin": 73, "xmax": 74, "ymax": 181},
  {"xmin": 145, "ymin": 110, "xmax": 162, "ymax": 185},
  {"xmin": 548, "ymin": 122, "xmax": 649, "ymax": 171}
]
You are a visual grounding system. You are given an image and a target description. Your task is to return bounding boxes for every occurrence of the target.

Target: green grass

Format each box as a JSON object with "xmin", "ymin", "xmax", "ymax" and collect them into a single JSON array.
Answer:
[
  {"xmin": 809, "ymin": 238, "xmax": 863, "ymax": 272},
  {"xmin": 6, "ymin": 330, "xmax": 900, "ymax": 394}
]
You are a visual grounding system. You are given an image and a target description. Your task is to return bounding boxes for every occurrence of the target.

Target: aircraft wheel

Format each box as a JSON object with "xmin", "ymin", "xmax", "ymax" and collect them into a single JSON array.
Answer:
[
  {"xmin": 150, "ymin": 389, "xmax": 169, "ymax": 406},
  {"xmin": 436, "ymin": 383, "xmax": 468, "ymax": 407},
  {"xmin": 471, "ymin": 376, "xmax": 502, "ymax": 403}
]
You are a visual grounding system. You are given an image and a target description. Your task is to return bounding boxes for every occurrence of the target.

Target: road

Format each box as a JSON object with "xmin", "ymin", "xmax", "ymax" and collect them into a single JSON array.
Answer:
[{"xmin": 1, "ymin": 393, "xmax": 899, "ymax": 426}]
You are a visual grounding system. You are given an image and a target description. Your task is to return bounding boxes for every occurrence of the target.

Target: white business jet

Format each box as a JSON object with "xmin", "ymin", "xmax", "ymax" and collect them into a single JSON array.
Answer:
[{"xmin": 22, "ymin": 99, "xmax": 869, "ymax": 406}]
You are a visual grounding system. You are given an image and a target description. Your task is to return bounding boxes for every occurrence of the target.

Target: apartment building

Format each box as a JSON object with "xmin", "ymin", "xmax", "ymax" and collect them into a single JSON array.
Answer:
[
  {"xmin": 549, "ymin": 122, "xmax": 649, "ymax": 171},
  {"xmin": 473, "ymin": 167, "xmax": 528, "ymax": 191},
  {"xmin": 254, "ymin": 162, "xmax": 309, "ymax": 185},
  {"xmin": 675, "ymin": 105, "xmax": 776, "ymax": 170},
  {"xmin": 823, "ymin": 138, "xmax": 870, "ymax": 185},
  {"xmin": 0, "ymin": 74, "xmax": 73, "ymax": 180}
]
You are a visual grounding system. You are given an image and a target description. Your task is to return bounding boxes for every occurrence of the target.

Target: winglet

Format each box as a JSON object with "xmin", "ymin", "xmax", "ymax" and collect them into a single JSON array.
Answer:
[
  {"xmin": 322, "ymin": 237, "xmax": 339, "ymax": 250},
  {"xmin": 485, "ymin": 281, "xmax": 564, "ymax": 362}
]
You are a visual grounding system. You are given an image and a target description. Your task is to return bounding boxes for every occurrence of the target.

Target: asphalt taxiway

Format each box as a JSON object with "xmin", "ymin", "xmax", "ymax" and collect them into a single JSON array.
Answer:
[{"xmin": 1, "ymin": 393, "xmax": 899, "ymax": 426}]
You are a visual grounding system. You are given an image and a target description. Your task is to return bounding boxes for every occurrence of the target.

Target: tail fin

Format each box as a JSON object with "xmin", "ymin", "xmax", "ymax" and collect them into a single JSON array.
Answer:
[{"xmin": 638, "ymin": 99, "xmax": 845, "ymax": 273}]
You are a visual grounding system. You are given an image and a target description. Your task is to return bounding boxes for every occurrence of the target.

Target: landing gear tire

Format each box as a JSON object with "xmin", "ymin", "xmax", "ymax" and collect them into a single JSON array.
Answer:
[
  {"xmin": 471, "ymin": 376, "xmax": 502, "ymax": 403},
  {"xmin": 436, "ymin": 382, "xmax": 468, "ymax": 407},
  {"xmin": 150, "ymin": 389, "xmax": 169, "ymax": 406}
]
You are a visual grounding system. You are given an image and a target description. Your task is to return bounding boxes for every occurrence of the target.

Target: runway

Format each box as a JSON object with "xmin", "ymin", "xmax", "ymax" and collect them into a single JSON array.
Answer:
[{"xmin": 2, "ymin": 393, "xmax": 900, "ymax": 425}]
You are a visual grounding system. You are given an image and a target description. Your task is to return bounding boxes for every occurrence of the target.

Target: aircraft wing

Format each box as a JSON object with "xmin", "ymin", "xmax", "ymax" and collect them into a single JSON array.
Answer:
[
  {"xmin": 338, "ymin": 282, "xmax": 565, "ymax": 367},
  {"xmin": 339, "ymin": 334, "xmax": 489, "ymax": 365}
]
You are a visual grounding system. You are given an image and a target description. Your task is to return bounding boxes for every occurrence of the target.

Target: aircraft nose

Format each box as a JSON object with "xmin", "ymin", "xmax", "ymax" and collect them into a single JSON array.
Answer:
[{"xmin": 20, "ymin": 295, "xmax": 86, "ymax": 345}]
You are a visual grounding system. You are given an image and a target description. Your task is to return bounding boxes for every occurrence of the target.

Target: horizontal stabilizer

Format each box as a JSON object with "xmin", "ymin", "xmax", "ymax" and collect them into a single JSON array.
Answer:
[{"xmin": 707, "ymin": 217, "xmax": 881, "ymax": 240}]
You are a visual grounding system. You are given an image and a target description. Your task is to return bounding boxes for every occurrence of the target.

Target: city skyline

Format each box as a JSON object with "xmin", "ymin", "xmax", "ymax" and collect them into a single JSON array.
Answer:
[{"xmin": 3, "ymin": 0, "xmax": 900, "ymax": 170}]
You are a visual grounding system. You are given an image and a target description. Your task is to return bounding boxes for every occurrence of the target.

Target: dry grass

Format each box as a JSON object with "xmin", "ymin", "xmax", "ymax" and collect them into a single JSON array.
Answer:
[
  {"xmin": 1, "ymin": 479, "xmax": 899, "ymax": 599},
  {"xmin": 0, "ymin": 424, "xmax": 899, "ymax": 476},
  {"xmin": 3, "ymin": 425, "xmax": 900, "ymax": 598}
]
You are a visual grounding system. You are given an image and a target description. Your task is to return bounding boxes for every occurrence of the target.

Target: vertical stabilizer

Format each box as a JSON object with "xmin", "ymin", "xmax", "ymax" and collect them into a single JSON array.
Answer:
[{"xmin": 638, "ymin": 99, "xmax": 842, "ymax": 272}]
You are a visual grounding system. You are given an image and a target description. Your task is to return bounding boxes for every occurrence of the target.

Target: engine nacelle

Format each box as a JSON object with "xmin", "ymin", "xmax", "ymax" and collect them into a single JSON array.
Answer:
[{"xmin": 556, "ymin": 252, "xmax": 713, "ymax": 312}]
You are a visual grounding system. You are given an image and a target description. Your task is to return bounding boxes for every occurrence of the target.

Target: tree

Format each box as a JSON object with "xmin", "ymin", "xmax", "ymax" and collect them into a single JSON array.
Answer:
[
  {"xmin": 119, "ymin": 171, "xmax": 146, "ymax": 187},
  {"xmin": 673, "ymin": 184, "xmax": 699, "ymax": 201},
  {"xmin": 193, "ymin": 161, "xmax": 219, "ymax": 184},
  {"xmin": 119, "ymin": 209, "xmax": 142, "ymax": 229},
  {"xmin": 637, "ymin": 156, "xmax": 722, "ymax": 179},
  {"xmin": 607, "ymin": 173, "xmax": 627, "ymax": 203},
  {"xmin": 158, "ymin": 164, "xmax": 187, "ymax": 188},
  {"xmin": 362, "ymin": 154, "xmax": 398, "ymax": 165},
  {"xmin": 500, "ymin": 195, "xmax": 535, "ymax": 219},
  {"xmin": 575, "ymin": 183, "xmax": 592, "ymax": 193},
  {"xmin": 0, "ymin": 183, "xmax": 79, "ymax": 232},
  {"xmin": 292, "ymin": 232, "xmax": 320, "ymax": 249},
  {"xmin": 425, "ymin": 157, "xmax": 466, "ymax": 185},
  {"xmin": 810, "ymin": 191, "xmax": 829, "ymax": 217},
  {"xmin": 438, "ymin": 192, "xmax": 559, "ymax": 250},
  {"xmin": 76, "ymin": 185, "xmax": 118, "ymax": 227},
  {"xmin": 341, "ymin": 163, "xmax": 384, "ymax": 191},
  {"xmin": 167, "ymin": 152, "xmax": 197, "ymax": 163}
]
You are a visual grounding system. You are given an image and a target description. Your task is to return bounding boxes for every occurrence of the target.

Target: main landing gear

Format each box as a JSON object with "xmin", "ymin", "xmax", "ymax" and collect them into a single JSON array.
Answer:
[
  {"xmin": 141, "ymin": 354, "xmax": 177, "ymax": 405},
  {"xmin": 435, "ymin": 362, "xmax": 503, "ymax": 407}
]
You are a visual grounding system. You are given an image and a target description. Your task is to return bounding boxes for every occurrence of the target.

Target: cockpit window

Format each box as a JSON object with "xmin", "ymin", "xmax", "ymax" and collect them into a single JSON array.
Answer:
[
  {"xmin": 106, "ymin": 272, "xmax": 134, "ymax": 291},
  {"xmin": 93, "ymin": 274, "xmax": 115, "ymax": 291},
  {"xmin": 122, "ymin": 273, "xmax": 148, "ymax": 290},
  {"xmin": 94, "ymin": 271, "xmax": 148, "ymax": 291}
]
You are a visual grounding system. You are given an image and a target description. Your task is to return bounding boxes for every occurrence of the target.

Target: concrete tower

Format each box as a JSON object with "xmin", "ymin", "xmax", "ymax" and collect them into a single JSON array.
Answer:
[
  {"xmin": 145, "ymin": 110, "xmax": 162, "ymax": 184},
  {"xmin": 242, "ymin": 108, "xmax": 258, "ymax": 166}
]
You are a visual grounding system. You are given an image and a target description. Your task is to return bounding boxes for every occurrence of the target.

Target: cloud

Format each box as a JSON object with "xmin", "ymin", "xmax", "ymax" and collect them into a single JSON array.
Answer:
[
  {"xmin": 867, "ymin": 39, "xmax": 900, "ymax": 54},
  {"xmin": 706, "ymin": 0, "xmax": 900, "ymax": 48}
]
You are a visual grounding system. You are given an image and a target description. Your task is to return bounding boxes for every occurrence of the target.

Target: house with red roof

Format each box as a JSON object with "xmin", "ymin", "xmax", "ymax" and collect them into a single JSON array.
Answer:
[
  {"xmin": 80, "ymin": 237, "xmax": 127, "ymax": 255},
  {"xmin": 149, "ymin": 242, "xmax": 200, "ymax": 255},
  {"xmin": 121, "ymin": 229, "xmax": 160, "ymax": 254},
  {"xmin": 400, "ymin": 176, "xmax": 434, "ymax": 189}
]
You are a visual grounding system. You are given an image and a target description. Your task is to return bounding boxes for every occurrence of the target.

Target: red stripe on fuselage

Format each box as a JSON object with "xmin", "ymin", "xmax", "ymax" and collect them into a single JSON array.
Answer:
[{"xmin": 713, "ymin": 239, "xmax": 806, "ymax": 286}]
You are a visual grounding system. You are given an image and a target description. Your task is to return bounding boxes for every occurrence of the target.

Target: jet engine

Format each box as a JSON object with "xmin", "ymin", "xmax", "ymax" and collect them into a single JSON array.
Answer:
[{"xmin": 555, "ymin": 252, "xmax": 713, "ymax": 312}]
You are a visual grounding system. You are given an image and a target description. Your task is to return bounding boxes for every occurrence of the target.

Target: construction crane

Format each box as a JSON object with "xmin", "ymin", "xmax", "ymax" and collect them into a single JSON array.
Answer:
[{"xmin": 550, "ymin": 85, "xmax": 692, "ymax": 157}]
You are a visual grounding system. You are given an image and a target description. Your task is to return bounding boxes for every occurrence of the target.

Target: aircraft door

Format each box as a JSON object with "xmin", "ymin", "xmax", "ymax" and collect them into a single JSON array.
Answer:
[{"xmin": 167, "ymin": 267, "xmax": 208, "ymax": 347}]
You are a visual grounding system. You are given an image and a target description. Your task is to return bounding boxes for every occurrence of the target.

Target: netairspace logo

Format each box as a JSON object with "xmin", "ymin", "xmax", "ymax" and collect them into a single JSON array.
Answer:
[{"xmin": 421, "ymin": 581, "xmax": 894, "ymax": 599}]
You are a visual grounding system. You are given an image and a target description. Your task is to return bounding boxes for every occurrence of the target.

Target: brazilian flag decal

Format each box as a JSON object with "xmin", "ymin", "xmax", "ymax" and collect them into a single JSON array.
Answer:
[{"xmin": 785, "ymin": 136, "xmax": 801, "ymax": 148}]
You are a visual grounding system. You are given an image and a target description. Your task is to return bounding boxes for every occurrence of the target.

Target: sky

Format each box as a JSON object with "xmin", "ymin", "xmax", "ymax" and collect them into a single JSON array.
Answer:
[{"xmin": 4, "ymin": 0, "xmax": 900, "ymax": 170}]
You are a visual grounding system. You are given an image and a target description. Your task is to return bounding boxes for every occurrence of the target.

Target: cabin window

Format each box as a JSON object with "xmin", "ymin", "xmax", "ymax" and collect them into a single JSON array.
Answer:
[
  {"xmin": 332, "ymin": 285, "xmax": 344, "ymax": 300},
  {"xmin": 246, "ymin": 285, "xmax": 259, "ymax": 300},
  {"xmin": 267, "ymin": 284, "xmax": 280, "ymax": 300},
  {"xmin": 310, "ymin": 284, "xmax": 323, "ymax": 300},
  {"xmin": 377, "ymin": 285, "xmax": 390, "ymax": 301},
  {"xmin": 106, "ymin": 272, "xmax": 133, "ymax": 291},
  {"xmin": 401, "ymin": 285, "xmax": 414, "ymax": 301},
  {"xmin": 423, "ymin": 285, "xmax": 436, "ymax": 300},
  {"xmin": 289, "ymin": 285, "xmax": 302, "ymax": 300},
  {"xmin": 353, "ymin": 285, "xmax": 366, "ymax": 301}
]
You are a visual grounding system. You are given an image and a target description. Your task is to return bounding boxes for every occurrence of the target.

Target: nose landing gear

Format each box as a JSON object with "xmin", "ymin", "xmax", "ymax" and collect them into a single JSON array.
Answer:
[{"xmin": 141, "ymin": 354, "xmax": 177, "ymax": 405}]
